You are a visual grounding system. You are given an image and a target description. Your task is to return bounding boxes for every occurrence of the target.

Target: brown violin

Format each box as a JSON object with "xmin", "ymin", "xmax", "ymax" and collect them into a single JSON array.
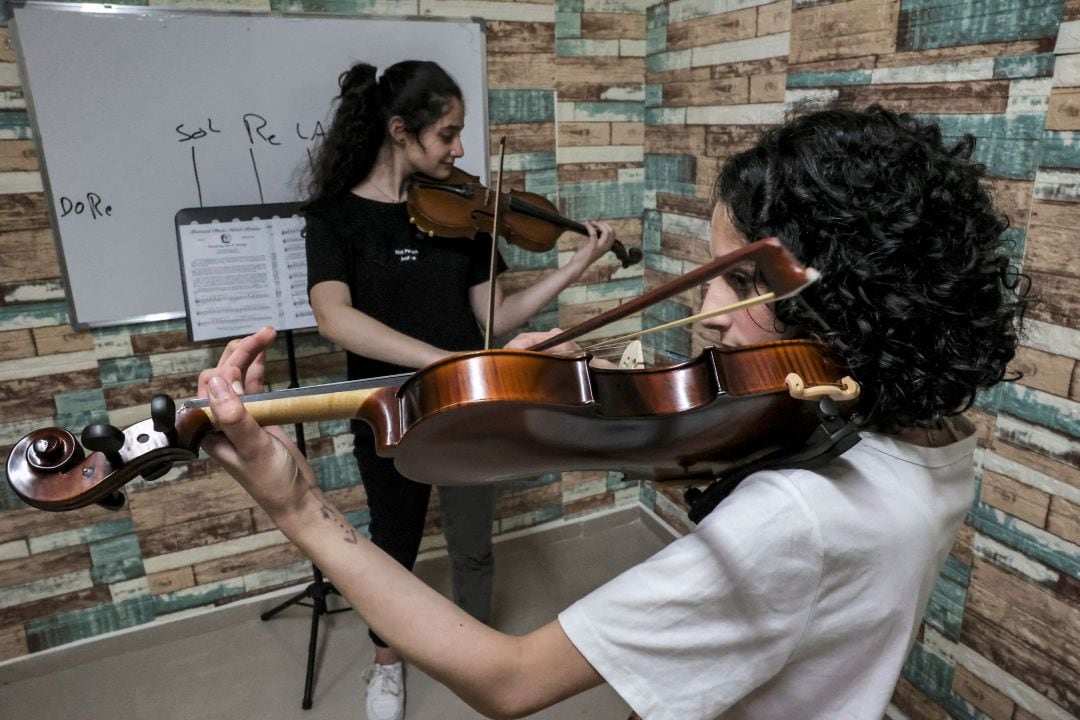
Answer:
[
  {"xmin": 407, "ymin": 167, "xmax": 644, "ymax": 268},
  {"xmin": 6, "ymin": 239, "xmax": 857, "ymax": 513}
]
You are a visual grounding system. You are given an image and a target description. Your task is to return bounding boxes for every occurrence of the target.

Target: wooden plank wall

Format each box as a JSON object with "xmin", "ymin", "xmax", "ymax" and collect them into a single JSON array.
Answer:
[
  {"xmin": 1, "ymin": 3, "xmax": 1078, "ymax": 720},
  {"xmin": 0, "ymin": 0, "xmax": 642, "ymax": 661},
  {"xmin": 642, "ymin": 1, "xmax": 1080, "ymax": 719}
]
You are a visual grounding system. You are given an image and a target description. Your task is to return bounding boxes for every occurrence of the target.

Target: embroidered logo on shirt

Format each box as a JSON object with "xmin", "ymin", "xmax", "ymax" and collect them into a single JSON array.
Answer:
[{"xmin": 395, "ymin": 248, "xmax": 419, "ymax": 262}]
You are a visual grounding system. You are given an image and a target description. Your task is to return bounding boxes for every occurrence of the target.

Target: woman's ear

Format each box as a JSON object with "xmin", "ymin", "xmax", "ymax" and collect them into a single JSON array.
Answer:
[{"xmin": 387, "ymin": 116, "xmax": 408, "ymax": 146}]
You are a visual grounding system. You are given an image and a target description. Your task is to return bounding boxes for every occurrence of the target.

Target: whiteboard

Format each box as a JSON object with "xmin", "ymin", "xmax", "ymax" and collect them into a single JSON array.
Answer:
[{"xmin": 13, "ymin": 2, "xmax": 489, "ymax": 327}]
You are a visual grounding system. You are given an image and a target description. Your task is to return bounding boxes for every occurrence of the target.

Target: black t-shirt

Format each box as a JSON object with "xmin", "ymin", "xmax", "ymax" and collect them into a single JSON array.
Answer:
[{"xmin": 304, "ymin": 192, "xmax": 506, "ymax": 382}]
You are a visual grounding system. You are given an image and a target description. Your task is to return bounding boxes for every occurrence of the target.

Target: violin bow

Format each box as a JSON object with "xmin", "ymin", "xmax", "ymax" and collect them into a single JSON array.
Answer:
[
  {"xmin": 484, "ymin": 137, "xmax": 508, "ymax": 349},
  {"xmin": 527, "ymin": 237, "xmax": 817, "ymax": 353}
]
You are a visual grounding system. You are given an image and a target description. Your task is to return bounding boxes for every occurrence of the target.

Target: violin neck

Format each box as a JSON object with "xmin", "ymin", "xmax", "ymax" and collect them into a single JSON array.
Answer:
[
  {"xmin": 183, "ymin": 374, "xmax": 411, "ymax": 427},
  {"xmin": 508, "ymin": 196, "xmax": 587, "ymax": 235}
]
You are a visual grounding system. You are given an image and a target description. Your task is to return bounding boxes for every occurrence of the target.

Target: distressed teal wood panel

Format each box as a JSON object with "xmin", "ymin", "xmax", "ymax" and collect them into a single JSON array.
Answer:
[
  {"xmin": 970, "ymin": 132, "xmax": 1044, "ymax": 180},
  {"xmin": 559, "ymin": 180, "xmax": 644, "ymax": 219},
  {"xmin": 151, "ymin": 578, "xmax": 246, "ymax": 615},
  {"xmin": 972, "ymin": 383, "xmax": 1004, "ymax": 414},
  {"xmin": 311, "ymin": 452, "xmax": 361, "ymax": 490},
  {"xmin": 643, "ymin": 300, "xmax": 692, "ymax": 360},
  {"xmin": 994, "ymin": 52, "xmax": 1056, "ymax": 78},
  {"xmin": 968, "ymin": 501, "xmax": 1080, "ymax": 579},
  {"xmin": 55, "ymin": 410, "xmax": 107, "ymax": 436},
  {"xmin": 317, "ymin": 419, "xmax": 351, "ymax": 436},
  {"xmin": 901, "ymin": 641, "xmax": 955, "ymax": 704},
  {"xmin": 1039, "ymin": 131, "xmax": 1080, "ymax": 169},
  {"xmin": 26, "ymin": 596, "xmax": 154, "ymax": 652},
  {"xmin": 499, "ymin": 504, "xmax": 563, "ymax": 533},
  {"xmin": 646, "ymin": 49, "xmax": 692, "ymax": 74},
  {"xmin": 53, "ymin": 388, "xmax": 105, "ymax": 416},
  {"xmin": 89, "ymin": 534, "xmax": 145, "ymax": 584},
  {"xmin": 507, "ymin": 152, "xmax": 557, "ymax": 171},
  {"xmin": 1000, "ymin": 226, "xmax": 1028, "ymax": 260},
  {"xmin": 644, "ymin": 209, "xmax": 662, "ymax": 253},
  {"xmin": 646, "ymin": 84, "xmax": 662, "ymax": 108},
  {"xmin": 787, "ymin": 70, "xmax": 873, "ymax": 88},
  {"xmin": 924, "ymin": 567, "xmax": 968, "ymax": 640},
  {"xmin": 943, "ymin": 695, "xmax": 996, "ymax": 720},
  {"xmin": 898, "ymin": 0, "xmax": 1064, "ymax": 51},
  {"xmin": 556, "ymin": 0, "xmax": 584, "ymax": 11},
  {"xmin": 999, "ymin": 383, "xmax": 1080, "ymax": 437},
  {"xmin": 344, "ymin": 508, "xmax": 370, "ymax": 531},
  {"xmin": 0, "ymin": 111, "xmax": 32, "ymax": 139},
  {"xmin": 639, "ymin": 478, "xmax": 656, "ymax": 510},
  {"xmin": 99, "ymin": 356, "xmax": 152, "ymax": 387},
  {"xmin": 30, "ymin": 518, "xmax": 136, "ymax": 554},
  {"xmin": 570, "ymin": 102, "xmax": 644, "ymax": 123},
  {"xmin": 646, "ymin": 3, "xmax": 668, "ymax": 56},
  {"xmin": 501, "ymin": 473, "xmax": 560, "ymax": 493},
  {"xmin": 645, "ymin": 154, "xmax": 696, "ymax": 195},
  {"xmin": 502, "ymin": 241, "xmax": 558, "ymax": 271},
  {"xmin": 555, "ymin": 11, "xmax": 581, "ymax": 38},
  {"xmin": 557, "ymin": 39, "xmax": 620, "ymax": 56},
  {"xmin": 0, "ymin": 302, "xmax": 69, "ymax": 331},
  {"xmin": 940, "ymin": 552, "xmax": 972, "ymax": 585},
  {"xmin": 917, "ymin": 113, "xmax": 1045, "ymax": 141},
  {"xmin": 525, "ymin": 168, "xmax": 558, "ymax": 199},
  {"xmin": 489, "ymin": 89, "xmax": 555, "ymax": 125},
  {"xmin": 1, "ymin": 476, "xmax": 25, "ymax": 510}
]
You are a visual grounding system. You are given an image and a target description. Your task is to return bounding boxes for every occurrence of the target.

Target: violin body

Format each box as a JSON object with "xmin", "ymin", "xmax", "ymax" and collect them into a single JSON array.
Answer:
[
  {"xmin": 382, "ymin": 340, "xmax": 850, "ymax": 485},
  {"xmin": 5, "ymin": 340, "xmax": 852, "ymax": 511},
  {"xmin": 407, "ymin": 167, "xmax": 643, "ymax": 267}
]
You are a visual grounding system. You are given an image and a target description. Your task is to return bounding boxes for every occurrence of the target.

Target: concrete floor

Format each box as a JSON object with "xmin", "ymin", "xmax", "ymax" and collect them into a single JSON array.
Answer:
[{"xmin": 0, "ymin": 507, "xmax": 673, "ymax": 720}]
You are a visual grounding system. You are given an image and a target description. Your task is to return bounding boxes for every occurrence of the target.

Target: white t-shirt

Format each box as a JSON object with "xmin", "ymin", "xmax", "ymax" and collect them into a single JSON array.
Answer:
[{"xmin": 559, "ymin": 432, "xmax": 977, "ymax": 720}]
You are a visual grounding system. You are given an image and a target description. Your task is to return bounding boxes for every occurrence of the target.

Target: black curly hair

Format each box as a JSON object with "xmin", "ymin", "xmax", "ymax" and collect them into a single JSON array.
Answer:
[
  {"xmin": 715, "ymin": 104, "xmax": 1030, "ymax": 432},
  {"xmin": 305, "ymin": 60, "xmax": 462, "ymax": 201}
]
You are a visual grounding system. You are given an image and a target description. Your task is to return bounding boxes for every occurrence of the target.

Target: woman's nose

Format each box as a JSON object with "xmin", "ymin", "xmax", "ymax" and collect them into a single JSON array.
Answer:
[
  {"xmin": 452, "ymin": 137, "xmax": 464, "ymax": 158},
  {"xmin": 700, "ymin": 283, "xmax": 733, "ymax": 332}
]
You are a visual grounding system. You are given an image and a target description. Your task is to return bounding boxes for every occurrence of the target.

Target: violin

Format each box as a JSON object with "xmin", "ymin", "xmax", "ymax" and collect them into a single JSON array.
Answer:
[
  {"xmin": 6, "ymin": 239, "xmax": 858, "ymax": 513},
  {"xmin": 407, "ymin": 167, "xmax": 644, "ymax": 268}
]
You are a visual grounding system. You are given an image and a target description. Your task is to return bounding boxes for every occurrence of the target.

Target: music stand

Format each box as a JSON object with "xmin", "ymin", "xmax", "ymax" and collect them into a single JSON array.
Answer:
[
  {"xmin": 256, "ymin": 330, "xmax": 351, "ymax": 710},
  {"xmin": 175, "ymin": 204, "xmax": 347, "ymax": 710}
]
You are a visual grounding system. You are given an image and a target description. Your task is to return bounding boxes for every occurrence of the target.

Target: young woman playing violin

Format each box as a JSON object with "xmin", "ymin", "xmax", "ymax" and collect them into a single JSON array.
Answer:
[
  {"xmin": 206, "ymin": 105, "xmax": 1027, "ymax": 719},
  {"xmin": 302, "ymin": 60, "xmax": 616, "ymax": 720}
]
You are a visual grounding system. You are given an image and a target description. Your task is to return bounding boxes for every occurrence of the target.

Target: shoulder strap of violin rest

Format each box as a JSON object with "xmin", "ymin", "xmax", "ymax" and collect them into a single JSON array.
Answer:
[{"xmin": 684, "ymin": 398, "xmax": 861, "ymax": 525}]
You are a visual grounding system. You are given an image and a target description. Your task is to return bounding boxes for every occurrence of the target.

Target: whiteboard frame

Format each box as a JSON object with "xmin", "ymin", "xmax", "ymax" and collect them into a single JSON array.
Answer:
[{"xmin": 11, "ymin": 1, "xmax": 490, "ymax": 329}]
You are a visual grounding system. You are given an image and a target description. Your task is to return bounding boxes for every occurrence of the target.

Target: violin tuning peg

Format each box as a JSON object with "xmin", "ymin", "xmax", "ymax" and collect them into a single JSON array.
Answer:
[
  {"xmin": 428, "ymin": 230, "xmax": 435, "ymax": 238},
  {"xmin": 151, "ymin": 394, "xmax": 176, "ymax": 435},
  {"xmin": 81, "ymin": 423, "xmax": 126, "ymax": 468},
  {"xmin": 96, "ymin": 490, "xmax": 126, "ymax": 512},
  {"xmin": 409, "ymin": 216, "xmax": 415, "ymax": 224}
]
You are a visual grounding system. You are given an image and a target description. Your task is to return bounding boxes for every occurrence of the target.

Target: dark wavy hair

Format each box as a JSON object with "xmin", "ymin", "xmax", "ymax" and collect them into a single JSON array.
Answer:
[
  {"xmin": 715, "ymin": 104, "xmax": 1030, "ymax": 432},
  {"xmin": 305, "ymin": 60, "xmax": 462, "ymax": 201}
]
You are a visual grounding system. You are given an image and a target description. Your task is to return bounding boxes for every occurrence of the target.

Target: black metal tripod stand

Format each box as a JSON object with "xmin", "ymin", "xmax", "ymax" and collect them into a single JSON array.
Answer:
[{"xmin": 258, "ymin": 329, "xmax": 352, "ymax": 710}]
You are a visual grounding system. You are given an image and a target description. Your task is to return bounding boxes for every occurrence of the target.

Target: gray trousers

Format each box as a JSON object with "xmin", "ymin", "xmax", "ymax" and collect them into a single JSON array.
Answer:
[{"xmin": 355, "ymin": 436, "xmax": 495, "ymax": 646}]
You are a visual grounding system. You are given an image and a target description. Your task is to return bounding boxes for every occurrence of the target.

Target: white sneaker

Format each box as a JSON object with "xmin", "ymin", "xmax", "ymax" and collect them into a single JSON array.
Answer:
[{"xmin": 363, "ymin": 661, "xmax": 405, "ymax": 720}]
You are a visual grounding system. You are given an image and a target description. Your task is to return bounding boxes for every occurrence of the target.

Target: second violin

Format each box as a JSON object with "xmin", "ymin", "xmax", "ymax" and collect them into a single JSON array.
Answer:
[{"xmin": 407, "ymin": 167, "xmax": 644, "ymax": 268}]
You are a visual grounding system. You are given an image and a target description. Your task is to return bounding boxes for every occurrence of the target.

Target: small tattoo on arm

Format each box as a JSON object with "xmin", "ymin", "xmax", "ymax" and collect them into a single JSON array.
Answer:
[{"xmin": 320, "ymin": 502, "xmax": 359, "ymax": 545}]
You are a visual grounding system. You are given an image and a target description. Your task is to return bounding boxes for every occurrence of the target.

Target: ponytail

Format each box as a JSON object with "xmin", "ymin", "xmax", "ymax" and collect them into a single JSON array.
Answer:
[{"xmin": 304, "ymin": 60, "xmax": 462, "ymax": 201}]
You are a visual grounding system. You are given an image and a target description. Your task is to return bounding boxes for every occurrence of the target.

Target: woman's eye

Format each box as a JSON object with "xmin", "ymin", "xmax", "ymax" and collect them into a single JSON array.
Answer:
[{"xmin": 728, "ymin": 272, "xmax": 752, "ymax": 297}]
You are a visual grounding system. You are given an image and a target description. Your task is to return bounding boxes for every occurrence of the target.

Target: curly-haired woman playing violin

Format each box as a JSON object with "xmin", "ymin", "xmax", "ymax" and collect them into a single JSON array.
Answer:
[{"xmin": 212, "ymin": 104, "xmax": 1028, "ymax": 719}]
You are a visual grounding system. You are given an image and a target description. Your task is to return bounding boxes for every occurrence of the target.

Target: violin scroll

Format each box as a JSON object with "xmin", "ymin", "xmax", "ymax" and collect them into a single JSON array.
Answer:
[{"xmin": 6, "ymin": 395, "xmax": 213, "ymax": 512}]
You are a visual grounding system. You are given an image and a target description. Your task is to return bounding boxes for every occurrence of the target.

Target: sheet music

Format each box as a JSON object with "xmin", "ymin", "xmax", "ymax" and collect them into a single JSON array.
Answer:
[{"xmin": 177, "ymin": 211, "xmax": 314, "ymax": 342}]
